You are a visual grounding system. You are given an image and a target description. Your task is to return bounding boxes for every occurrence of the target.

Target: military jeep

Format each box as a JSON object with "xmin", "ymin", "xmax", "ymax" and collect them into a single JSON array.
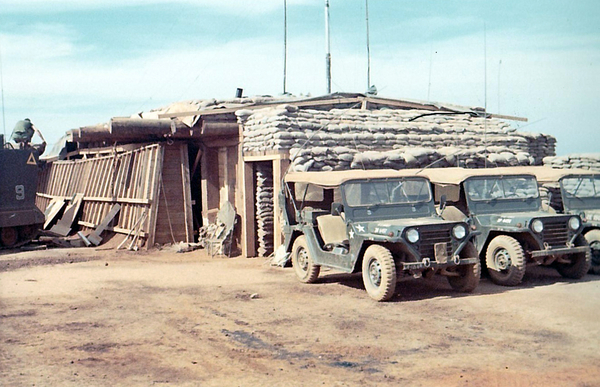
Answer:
[
  {"xmin": 529, "ymin": 166, "xmax": 600, "ymax": 274},
  {"xmin": 280, "ymin": 169, "xmax": 481, "ymax": 301},
  {"xmin": 419, "ymin": 167, "xmax": 591, "ymax": 286}
]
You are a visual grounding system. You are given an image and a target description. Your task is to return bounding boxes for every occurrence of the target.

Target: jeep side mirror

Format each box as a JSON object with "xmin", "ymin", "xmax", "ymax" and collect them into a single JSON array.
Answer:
[
  {"xmin": 331, "ymin": 202, "xmax": 344, "ymax": 216},
  {"xmin": 439, "ymin": 195, "xmax": 447, "ymax": 213}
]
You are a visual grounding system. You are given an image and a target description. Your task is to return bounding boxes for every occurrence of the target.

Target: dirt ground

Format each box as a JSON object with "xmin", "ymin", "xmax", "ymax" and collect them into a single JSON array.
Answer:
[{"xmin": 1, "ymin": 246, "xmax": 599, "ymax": 387}]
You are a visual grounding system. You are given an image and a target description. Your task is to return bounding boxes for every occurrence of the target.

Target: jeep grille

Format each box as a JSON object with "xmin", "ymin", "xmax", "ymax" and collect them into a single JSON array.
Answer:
[
  {"xmin": 540, "ymin": 218, "xmax": 570, "ymax": 248},
  {"xmin": 418, "ymin": 226, "xmax": 454, "ymax": 259}
]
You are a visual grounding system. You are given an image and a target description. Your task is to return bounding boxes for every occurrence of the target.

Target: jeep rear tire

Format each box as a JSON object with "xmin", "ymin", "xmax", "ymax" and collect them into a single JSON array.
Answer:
[
  {"xmin": 584, "ymin": 229, "xmax": 600, "ymax": 275},
  {"xmin": 291, "ymin": 236, "xmax": 320, "ymax": 283},
  {"xmin": 447, "ymin": 242, "xmax": 480, "ymax": 292},
  {"xmin": 362, "ymin": 245, "xmax": 396, "ymax": 301},
  {"xmin": 485, "ymin": 235, "xmax": 526, "ymax": 286},
  {"xmin": 556, "ymin": 235, "xmax": 591, "ymax": 279}
]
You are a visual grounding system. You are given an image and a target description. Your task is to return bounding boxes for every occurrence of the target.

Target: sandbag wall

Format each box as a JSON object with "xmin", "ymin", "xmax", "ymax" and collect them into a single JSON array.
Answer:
[
  {"xmin": 255, "ymin": 162, "xmax": 274, "ymax": 257},
  {"xmin": 238, "ymin": 105, "xmax": 556, "ymax": 172},
  {"xmin": 543, "ymin": 154, "xmax": 600, "ymax": 171}
]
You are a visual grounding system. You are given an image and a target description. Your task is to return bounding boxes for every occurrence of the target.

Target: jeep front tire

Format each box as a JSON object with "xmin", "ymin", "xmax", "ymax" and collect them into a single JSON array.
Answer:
[
  {"xmin": 485, "ymin": 235, "xmax": 526, "ymax": 286},
  {"xmin": 291, "ymin": 236, "xmax": 320, "ymax": 283},
  {"xmin": 584, "ymin": 229, "xmax": 600, "ymax": 275},
  {"xmin": 362, "ymin": 245, "xmax": 397, "ymax": 301},
  {"xmin": 447, "ymin": 242, "xmax": 480, "ymax": 292},
  {"xmin": 556, "ymin": 235, "xmax": 591, "ymax": 279}
]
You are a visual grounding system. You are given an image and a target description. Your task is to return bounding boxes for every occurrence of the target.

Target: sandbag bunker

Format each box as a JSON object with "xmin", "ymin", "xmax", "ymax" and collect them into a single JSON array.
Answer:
[{"xmin": 42, "ymin": 93, "xmax": 584, "ymax": 269}]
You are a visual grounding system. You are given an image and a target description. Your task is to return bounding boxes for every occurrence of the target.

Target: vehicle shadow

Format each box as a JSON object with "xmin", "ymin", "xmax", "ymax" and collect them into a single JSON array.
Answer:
[{"xmin": 316, "ymin": 265, "xmax": 600, "ymax": 303}]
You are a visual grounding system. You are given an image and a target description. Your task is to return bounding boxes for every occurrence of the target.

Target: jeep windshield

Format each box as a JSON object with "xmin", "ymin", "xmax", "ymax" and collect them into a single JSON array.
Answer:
[
  {"xmin": 342, "ymin": 177, "xmax": 434, "ymax": 221},
  {"xmin": 464, "ymin": 176, "xmax": 541, "ymax": 214},
  {"xmin": 344, "ymin": 178, "xmax": 431, "ymax": 206},
  {"xmin": 561, "ymin": 175, "xmax": 600, "ymax": 210}
]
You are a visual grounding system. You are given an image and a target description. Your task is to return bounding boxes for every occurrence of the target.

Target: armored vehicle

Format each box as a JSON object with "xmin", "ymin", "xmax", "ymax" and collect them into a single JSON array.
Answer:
[
  {"xmin": 419, "ymin": 167, "xmax": 590, "ymax": 286},
  {"xmin": 0, "ymin": 139, "xmax": 45, "ymax": 247},
  {"xmin": 280, "ymin": 169, "xmax": 480, "ymax": 301},
  {"xmin": 528, "ymin": 166, "xmax": 600, "ymax": 274}
]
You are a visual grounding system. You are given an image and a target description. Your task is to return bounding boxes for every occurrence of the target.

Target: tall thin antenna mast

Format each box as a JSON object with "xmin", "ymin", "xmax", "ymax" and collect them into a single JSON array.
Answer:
[
  {"xmin": 427, "ymin": 45, "xmax": 433, "ymax": 100},
  {"xmin": 365, "ymin": 0, "xmax": 371, "ymax": 90},
  {"xmin": 0, "ymin": 40, "xmax": 6, "ymax": 139},
  {"xmin": 483, "ymin": 23, "xmax": 488, "ymax": 168},
  {"xmin": 325, "ymin": 0, "xmax": 332, "ymax": 94},
  {"xmin": 498, "ymin": 59, "xmax": 502, "ymax": 113},
  {"xmin": 283, "ymin": 0, "xmax": 287, "ymax": 94}
]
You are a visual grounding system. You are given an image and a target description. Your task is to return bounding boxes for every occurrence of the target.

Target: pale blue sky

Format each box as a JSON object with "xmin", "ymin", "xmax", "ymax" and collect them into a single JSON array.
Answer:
[{"xmin": 0, "ymin": 0, "xmax": 599, "ymax": 155}]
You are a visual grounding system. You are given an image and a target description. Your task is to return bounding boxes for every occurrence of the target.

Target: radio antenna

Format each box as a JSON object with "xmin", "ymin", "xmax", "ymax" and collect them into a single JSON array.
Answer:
[
  {"xmin": 325, "ymin": 0, "xmax": 332, "ymax": 94},
  {"xmin": 483, "ymin": 23, "xmax": 488, "ymax": 168},
  {"xmin": 365, "ymin": 0, "xmax": 371, "ymax": 90},
  {"xmin": 283, "ymin": 0, "xmax": 288, "ymax": 94}
]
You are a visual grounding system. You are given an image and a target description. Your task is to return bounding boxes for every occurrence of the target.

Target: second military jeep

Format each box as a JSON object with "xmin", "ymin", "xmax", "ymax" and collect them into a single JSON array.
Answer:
[
  {"xmin": 419, "ymin": 167, "xmax": 591, "ymax": 286},
  {"xmin": 529, "ymin": 166, "xmax": 600, "ymax": 274},
  {"xmin": 280, "ymin": 169, "xmax": 481, "ymax": 301}
]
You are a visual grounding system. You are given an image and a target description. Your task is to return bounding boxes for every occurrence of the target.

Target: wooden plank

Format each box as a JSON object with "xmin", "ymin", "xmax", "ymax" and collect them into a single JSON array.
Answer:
[
  {"xmin": 241, "ymin": 161, "xmax": 256, "ymax": 257},
  {"xmin": 43, "ymin": 198, "xmax": 66, "ymax": 230},
  {"xmin": 243, "ymin": 151, "xmax": 289, "ymax": 162},
  {"xmin": 180, "ymin": 143, "xmax": 194, "ymax": 243},
  {"xmin": 146, "ymin": 145, "xmax": 164, "ymax": 247},
  {"xmin": 49, "ymin": 193, "xmax": 85, "ymax": 236},
  {"xmin": 36, "ymin": 193, "xmax": 150, "ymax": 205},
  {"xmin": 87, "ymin": 204, "xmax": 121, "ymax": 245},
  {"xmin": 272, "ymin": 158, "xmax": 289, "ymax": 250}
]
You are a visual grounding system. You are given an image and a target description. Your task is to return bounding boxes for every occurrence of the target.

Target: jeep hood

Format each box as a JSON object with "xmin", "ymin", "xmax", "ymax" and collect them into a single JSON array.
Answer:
[
  {"xmin": 352, "ymin": 216, "xmax": 456, "ymax": 232},
  {"xmin": 476, "ymin": 211, "xmax": 571, "ymax": 229}
]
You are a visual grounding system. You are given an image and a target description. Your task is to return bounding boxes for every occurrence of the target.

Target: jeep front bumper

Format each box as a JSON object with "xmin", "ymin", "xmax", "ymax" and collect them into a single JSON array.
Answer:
[
  {"xmin": 530, "ymin": 246, "xmax": 590, "ymax": 258},
  {"xmin": 401, "ymin": 257, "xmax": 478, "ymax": 271}
]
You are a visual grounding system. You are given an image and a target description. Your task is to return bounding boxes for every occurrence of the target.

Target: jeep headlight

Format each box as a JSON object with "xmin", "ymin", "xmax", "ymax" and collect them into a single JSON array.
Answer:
[
  {"xmin": 568, "ymin": 216, "xmax": 581, "ymax": 231},
  {"xmin": 452, "ymin": 224, "xmax": 467, "ymax": 240},
  {"xmin": 405, "ymin": 228, "xmax": 419, "ymax": 244},
  {"xmin": 531, "ymin": 219, "xmax": 544, "ymax": 233}
]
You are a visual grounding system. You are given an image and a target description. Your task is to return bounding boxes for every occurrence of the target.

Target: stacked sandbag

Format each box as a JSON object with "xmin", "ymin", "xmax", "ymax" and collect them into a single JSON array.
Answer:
[
  {"xmin": 289, "ymin": 146, "xmax": 535, "ymax": 172},
  {"xmin": 237, "ymin": 105, "xmax": 556, "ymax": 164},
  {"xmin": 543, "ymin": 153, "xmax": 600, "ymax": 171},
  {"xmin": 255, "ymin": 163, "xmax": 274, "ymax": 257}
]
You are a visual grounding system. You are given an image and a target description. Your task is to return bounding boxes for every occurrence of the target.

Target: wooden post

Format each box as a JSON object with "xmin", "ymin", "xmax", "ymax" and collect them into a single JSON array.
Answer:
[
  {"xmin": 272, "ymin": 156, "xmax": 289, "ymax": 250},
  {"xmin": 241, "ymin": 161, "xmax": 256, "ymax": 258},
  {"xmin": 146, "ymin": 145, "xmax": 165, "ymax": 247},
  {"xmin": 180, "ymin": 143, "xmax": 194, "ymax": 243}
]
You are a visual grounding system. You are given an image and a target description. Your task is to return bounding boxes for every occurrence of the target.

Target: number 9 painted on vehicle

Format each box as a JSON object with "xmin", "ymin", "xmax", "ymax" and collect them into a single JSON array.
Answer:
[{"xmin": 15, "ymin": 185, "xmax": 25, "ymax": 200}]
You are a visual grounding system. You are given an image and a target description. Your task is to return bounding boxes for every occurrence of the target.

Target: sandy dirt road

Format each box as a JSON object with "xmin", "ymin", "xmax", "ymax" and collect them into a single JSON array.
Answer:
[{"xmin": 1, "ymin": 247, "xmax": 599, "ymax": 387}]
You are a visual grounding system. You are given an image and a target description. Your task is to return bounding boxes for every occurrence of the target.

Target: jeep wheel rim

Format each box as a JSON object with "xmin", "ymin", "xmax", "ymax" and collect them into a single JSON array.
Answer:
[
  {"xmin": 297, "ymin": 248, "xmax": 309, "ymax": 272},
  {"xmin": 494, "ymin": 248, "xmax": 512, "ymax": 271},
  {"xmin": 367, "ymin": 258, "xmax": 382, "ymax": 287}
]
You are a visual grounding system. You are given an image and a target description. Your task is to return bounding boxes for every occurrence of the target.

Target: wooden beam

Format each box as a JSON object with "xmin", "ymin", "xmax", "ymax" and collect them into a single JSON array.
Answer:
[
  {"xmin": 36, "ymin": 192, "xmax": 151, "ymax": 205},
  {"xmin": 489, "ymin": 113, "xmax": 528, "ymax": 122},
  {"xmin": 272, "ymin": 157, "xmax": 290, "ymax": 250},
  {"xmin": 243, "ymin": 151, "xmax": 289, "ymax": 162},
  {"xmin": 241, "ymin": 160, "xmax": 256, "ymax": 258},
  {"xmin": 146, "ymin": 145, "xmax": 165, "ymax": 247},
  {"xmin": 202, "ymin": 137, "xmax": 240, "ymax": 149},
  {"xmin": 180, "ymin": 143, "xmax": 194, "ymax": 243},
  {"xmin": 190, "ymin": 147, "xmax": 202, "ymax": 178}
]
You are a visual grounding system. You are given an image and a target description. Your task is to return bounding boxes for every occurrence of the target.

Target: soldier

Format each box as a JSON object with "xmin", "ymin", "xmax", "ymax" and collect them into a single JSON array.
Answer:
[{"xmin": 9, "ymin": 118, "xmax": 46, "ymax": 155}]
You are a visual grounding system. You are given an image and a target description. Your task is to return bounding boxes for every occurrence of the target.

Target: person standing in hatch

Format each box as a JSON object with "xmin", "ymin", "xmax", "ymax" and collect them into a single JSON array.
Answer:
[{"xmin": 9, "ymin": 118, "xmax": 47, "ymax": 155}]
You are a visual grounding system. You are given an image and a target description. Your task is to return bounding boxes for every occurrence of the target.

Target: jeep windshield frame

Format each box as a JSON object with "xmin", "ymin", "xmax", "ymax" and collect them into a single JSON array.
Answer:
[
  {"xmin": 464, "ymin": 175, "xmax": 541, "ymax": 215},
  {"xmin": 341, "ymin": 177, "xmax": 436, "ymax": 221},
  {"xmin": 560, "ymin": 175, "xmax": 600, "ymax": 211}
]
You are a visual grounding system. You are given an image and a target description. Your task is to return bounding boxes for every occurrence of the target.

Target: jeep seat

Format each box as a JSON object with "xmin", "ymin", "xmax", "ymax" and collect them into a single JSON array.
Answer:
[{"xmin": 317, "ymin": 215, "xmax": 348, "ymax": 248}]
